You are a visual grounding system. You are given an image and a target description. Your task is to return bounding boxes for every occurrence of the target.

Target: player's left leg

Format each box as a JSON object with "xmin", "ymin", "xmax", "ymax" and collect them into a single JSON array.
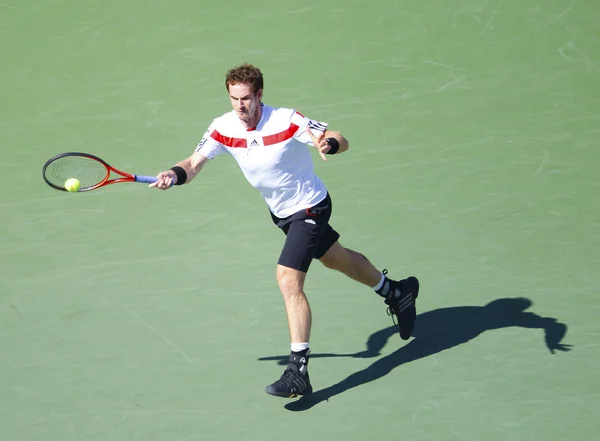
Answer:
[
  {"xmin": 318, "ymin": 241, "xmax": 381, "ymax": 286},
  {"xmin": 318, "ymin": 240, "xmax": 420, "ymax": 340}
]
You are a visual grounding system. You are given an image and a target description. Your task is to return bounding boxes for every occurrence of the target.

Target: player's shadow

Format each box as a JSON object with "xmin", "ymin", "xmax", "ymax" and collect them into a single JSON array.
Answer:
[{"xmin": 257, "ymin": 297, "xmax": 571, "ymax": 411}]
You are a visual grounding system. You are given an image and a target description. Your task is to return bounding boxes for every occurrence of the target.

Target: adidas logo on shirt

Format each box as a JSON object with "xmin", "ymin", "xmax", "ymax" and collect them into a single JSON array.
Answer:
[
  {"xmin": 305, "ymin": 219, "xmax": 316, "ymax": 225},
  {"xmin": 250, "ymin": 139, "xmax": 259, "ymax": 146}
]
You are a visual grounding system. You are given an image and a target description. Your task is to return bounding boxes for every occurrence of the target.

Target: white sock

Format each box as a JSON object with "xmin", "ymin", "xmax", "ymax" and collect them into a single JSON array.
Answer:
[
  {"xmin": 372, "ymin": 272, "xmax": 386, "ymax": 291},
  {"xmin": 290, "ymin": 342, "xmax": 310, "ymax": 353}
]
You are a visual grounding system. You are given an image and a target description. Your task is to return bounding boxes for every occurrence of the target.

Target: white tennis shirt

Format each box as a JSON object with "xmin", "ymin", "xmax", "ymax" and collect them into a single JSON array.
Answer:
[{"xmin": 195, "ymin": 104, "xmax": 329, "ymax": 218}]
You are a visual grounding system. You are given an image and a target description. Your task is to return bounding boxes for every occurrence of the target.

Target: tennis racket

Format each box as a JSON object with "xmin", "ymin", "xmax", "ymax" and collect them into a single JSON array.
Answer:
[{"xmin": 42, "ymin": 152, "xmax": 158, "ymax": 192}]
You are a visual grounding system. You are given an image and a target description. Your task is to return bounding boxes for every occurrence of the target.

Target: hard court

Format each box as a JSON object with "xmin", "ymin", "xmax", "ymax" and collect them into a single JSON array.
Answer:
[{"xmin": 1, "ymin": 0, "xmax": 598, "ymax": 440}]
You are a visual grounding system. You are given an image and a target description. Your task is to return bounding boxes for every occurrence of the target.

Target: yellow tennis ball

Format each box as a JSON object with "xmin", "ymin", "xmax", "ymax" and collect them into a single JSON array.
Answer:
[{"xmin": 64, "ymin": 178, "xmax": 81, "ymax": 192}]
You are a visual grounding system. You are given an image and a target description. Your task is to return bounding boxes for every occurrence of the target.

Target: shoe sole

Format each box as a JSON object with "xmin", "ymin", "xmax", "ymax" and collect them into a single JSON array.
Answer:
[
  {"xmin": 265, "ymin": 385, "xmax": 313, "ymax": 398},
  {"xmin": 408, "ymin": 276, "xmax": 419, "ymax": 300},
  {"xmin": 399, "ymin": 277, "xmax": 419, "ymax": 340}
]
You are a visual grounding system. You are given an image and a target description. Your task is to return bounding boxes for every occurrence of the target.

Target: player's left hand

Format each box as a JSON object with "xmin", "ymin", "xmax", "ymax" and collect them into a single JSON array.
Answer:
[{"xmin": 305, "ymin": 127, "xmax": 330, "ymax": 161}]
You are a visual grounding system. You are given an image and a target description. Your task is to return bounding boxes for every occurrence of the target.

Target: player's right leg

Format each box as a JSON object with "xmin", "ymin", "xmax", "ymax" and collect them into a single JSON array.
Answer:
[
  {"xmin": 266, "ymin": 263, "xmax": 313, "ymax": 398},
  {"xmin": 265, "ymin": 195, "xmax": 334, "ymax": 398}
]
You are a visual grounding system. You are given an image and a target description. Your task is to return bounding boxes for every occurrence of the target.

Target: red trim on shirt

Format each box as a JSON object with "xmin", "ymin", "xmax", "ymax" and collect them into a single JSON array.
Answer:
[
  {"xmin": 211, "ymin": 130, "xmax": 248, "ymax": 148},
  {"xmin": 262, "ymin": 123, "xmax": 299, "ymax": 146}
]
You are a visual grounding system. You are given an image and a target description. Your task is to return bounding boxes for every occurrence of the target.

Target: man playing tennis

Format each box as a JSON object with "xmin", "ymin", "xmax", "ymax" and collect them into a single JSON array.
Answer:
[{"xmin": 150, "ymin": 64, "xmax": 420, "ymax": 398}]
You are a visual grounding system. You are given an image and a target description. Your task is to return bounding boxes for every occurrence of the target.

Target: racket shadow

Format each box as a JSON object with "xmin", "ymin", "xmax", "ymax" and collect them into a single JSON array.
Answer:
[{"xmin": 257, "ymin": 297, "xmax": 571, "ymax": 412}]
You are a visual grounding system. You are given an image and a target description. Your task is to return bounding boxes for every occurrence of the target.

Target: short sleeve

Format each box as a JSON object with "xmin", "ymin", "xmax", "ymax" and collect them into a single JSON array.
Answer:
[
  {"xmin": 194, "ymin": 121, "xmax": 229, "ymax": 159},
  {"xmin": 292, "ymin": 111, "xmax": 329, "ymax": 146}
]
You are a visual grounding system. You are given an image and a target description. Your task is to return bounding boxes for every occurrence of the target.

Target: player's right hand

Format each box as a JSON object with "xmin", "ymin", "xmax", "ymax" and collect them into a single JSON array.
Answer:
[{"xmin": 149, "ymin": 170, "xmax": 177, "ymax": 189}]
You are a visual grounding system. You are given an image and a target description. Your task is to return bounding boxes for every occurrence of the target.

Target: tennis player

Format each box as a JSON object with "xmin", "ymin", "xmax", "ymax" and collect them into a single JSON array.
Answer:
[{"xmin": 150, "ymin": 64, "xmax": 420, "ymax": 398}]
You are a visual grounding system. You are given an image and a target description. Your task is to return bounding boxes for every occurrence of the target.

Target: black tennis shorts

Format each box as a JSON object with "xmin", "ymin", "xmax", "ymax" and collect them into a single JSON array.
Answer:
[{"xmin": 270, "ymin": 193, "xmax": 340, "ymax": 273}]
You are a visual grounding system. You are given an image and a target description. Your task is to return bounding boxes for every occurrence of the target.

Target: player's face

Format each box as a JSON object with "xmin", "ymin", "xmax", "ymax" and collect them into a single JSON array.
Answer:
[{"xmin": 228, "ymin": 83, "xmax": 262, "ymax": 125}]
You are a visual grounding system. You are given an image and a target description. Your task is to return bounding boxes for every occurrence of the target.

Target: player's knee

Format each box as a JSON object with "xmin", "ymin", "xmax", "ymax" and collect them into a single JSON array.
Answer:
[
  {"xmin": 355, "ymin": 251, "xmax": 370, "ymax": 263},
  {"xmin": 320, "ymin": 245, "xmax": 351, "ymax": 271},
  {"xmin": 320, "ymin": 253, "xmax": 339, "ymax": 270},
  {"xmin": 276, "ymin": 266, "xmax": 305, "ymax": 298},
  {"xmin": 278, "ymin": 277, "xmax": 304, "ymax": 298}
]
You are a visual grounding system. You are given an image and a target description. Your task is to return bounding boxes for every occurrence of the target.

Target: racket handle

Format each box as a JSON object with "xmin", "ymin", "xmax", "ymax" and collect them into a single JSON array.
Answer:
[{"xmin": 134, "ymin": 175, "xmax": 158, "ymax": 184}]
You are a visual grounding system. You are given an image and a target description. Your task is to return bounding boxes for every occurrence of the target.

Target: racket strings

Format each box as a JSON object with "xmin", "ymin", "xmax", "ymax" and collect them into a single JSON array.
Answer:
[{"xmin": 44, "ymin": 156, "xmax": 109, "ymax": 189}]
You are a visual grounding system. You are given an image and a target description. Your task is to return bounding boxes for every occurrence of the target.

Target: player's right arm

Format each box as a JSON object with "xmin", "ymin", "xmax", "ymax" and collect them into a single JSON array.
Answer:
[
  {"xmin": 150, "ymin": 120, "xmax": 229, "ymax": 190},
  {"xmin": 149, "ymin": 152, "xmax": 210, "ymax": 190}
]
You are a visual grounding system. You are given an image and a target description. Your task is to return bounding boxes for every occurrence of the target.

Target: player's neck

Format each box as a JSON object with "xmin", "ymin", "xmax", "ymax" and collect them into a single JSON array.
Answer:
[{"xmin": 240, "ymin": 105, "xmax": 263, "ymax": 131}]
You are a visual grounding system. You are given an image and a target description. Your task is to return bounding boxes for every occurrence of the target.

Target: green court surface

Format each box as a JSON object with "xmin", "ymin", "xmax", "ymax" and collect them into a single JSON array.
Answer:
[{"xmin": 1, "ymin": 0, "xmax": 599, "ymax": 440}]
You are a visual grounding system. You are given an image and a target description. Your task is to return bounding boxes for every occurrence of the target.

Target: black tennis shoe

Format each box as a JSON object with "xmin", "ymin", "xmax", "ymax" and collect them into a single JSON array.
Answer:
[
  {"xmin": 265, "ymin": 362, "xmax": 312, "ymax": 398},
  {"xmin": 382, "ymin": 272, "xmax": 419, "ymax": 340}
]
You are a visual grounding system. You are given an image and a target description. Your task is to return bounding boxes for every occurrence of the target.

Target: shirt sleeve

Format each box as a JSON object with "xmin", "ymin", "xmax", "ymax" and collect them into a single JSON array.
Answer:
[
  {"xmin": 194, "ymin": 121, "xmax": 229, "ymax": 159},
  {"xmin": 292, "ymin": 111, "xmax": 329, "ymax": 146}
]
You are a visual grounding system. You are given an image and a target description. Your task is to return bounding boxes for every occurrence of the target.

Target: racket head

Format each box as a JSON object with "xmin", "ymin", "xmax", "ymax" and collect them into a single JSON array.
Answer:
[{"xmin": 42, "ymin": 152, "xmax": 133, "ymax": 192}]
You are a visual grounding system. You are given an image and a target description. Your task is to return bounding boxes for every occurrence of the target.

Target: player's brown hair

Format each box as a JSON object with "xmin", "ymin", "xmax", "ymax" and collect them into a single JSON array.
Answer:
[{"xmin": 225, "ymin": 64, "xmax": 264, "ymax": 94}]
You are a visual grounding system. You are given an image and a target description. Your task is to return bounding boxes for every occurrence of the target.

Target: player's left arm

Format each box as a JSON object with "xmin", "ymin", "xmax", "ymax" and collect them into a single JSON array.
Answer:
[
  {"xmin": 305, "ymin": 127, "xmax": 349, "ymax": 161},
  {"xmin": 294, "ymin": 111, "xmax": 348, "ymax": 161},
  {"xmin": 323, "ymin": 130, "xmax": 349, "ymax": 154}
]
